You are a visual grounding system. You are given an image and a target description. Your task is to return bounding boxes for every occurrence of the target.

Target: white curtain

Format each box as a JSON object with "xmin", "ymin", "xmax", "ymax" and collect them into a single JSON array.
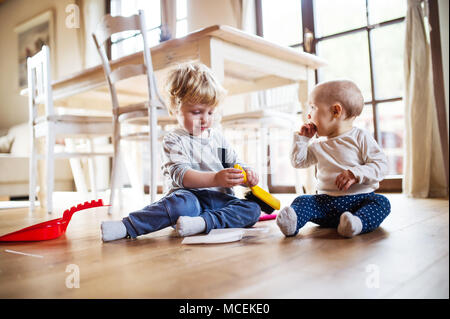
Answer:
[
  {"xmin": 403, "ymin": 0, "xmax": 448, "ymax": 198},
  {"xmin": 231, "ymin": 0, "xmax": 257, "ymax": 34},
  {"xmin": 76, "ymin": 0, "xmax": 106, "ymax": 68},
  {"xmin": 161, "ymin": 0, "xmax": 176, "ymax": 39}
]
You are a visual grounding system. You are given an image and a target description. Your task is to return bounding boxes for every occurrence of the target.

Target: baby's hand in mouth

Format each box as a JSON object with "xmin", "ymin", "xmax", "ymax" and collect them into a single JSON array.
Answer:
[{"xmin": 299, "ymin": 123, "xmax": 317, "ymax": 138}]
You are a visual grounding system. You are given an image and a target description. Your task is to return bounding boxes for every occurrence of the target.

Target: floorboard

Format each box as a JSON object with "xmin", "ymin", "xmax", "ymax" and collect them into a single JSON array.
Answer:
[{"xmin": 0, "ymin": 193, "xmax": 448, "ymax": 299}]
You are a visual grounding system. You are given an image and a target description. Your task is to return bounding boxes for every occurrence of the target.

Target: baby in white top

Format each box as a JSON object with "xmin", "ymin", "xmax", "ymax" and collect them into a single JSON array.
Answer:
[
  {"xmin": 277, "ymin": 79, "xmax": 391, "ymax": 238},
  {"xmin": 292, "ymin": 126, "xmax": 388, "ymax": 196}
]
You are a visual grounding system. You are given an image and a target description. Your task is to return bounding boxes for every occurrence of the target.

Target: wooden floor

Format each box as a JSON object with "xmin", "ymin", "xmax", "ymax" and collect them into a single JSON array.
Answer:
[{"xmin": 0, "ymin": 192, "xmax": 448, "ymax": 299}]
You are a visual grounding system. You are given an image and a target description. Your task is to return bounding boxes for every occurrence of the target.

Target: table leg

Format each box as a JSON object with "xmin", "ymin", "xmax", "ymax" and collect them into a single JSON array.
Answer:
[{"xmin": 296, "ymin": 69, "xmax": 316, "ymax": 195}]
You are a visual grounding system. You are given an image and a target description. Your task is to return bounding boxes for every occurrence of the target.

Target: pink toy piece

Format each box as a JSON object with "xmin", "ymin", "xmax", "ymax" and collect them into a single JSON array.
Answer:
[
  {"xmin": 0, "ymin": 199, "xmax": 107, "ymax": 242},
  {"xmin": 258, "ymin": 213, "xmax": 277, "ymax": 221}
]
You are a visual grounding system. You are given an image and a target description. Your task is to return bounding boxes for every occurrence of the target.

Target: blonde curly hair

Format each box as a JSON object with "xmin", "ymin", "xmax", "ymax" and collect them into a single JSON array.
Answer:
[{"xmin": 165, "ymin": 62, "xmax": 227, "ymax": 115}]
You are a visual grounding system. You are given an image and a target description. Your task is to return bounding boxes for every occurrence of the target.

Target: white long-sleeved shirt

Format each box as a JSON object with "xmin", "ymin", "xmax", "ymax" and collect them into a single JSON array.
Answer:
[
  {"xmin": 291, "ymin": 127, "xmax": 388, "ymax": 196},
  {"xmin": 161, "ymin": 127, "xmax": 247, "ymax": 195}
]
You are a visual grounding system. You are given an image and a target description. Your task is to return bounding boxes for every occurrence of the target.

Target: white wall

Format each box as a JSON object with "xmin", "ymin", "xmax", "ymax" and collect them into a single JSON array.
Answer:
[
  {"xmin": 0, "ymin": 0, "xmax": 83, "ymax": 129},
  {"xmin": 187, "ymin": 0, "xmax": 240, "ymax": 32},
  {"xmin": 0, "ymin": 0, "xmax": 246, "ymax": 130}
]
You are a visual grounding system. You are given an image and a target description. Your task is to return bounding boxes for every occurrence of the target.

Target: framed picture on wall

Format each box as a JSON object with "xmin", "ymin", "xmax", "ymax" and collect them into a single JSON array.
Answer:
[{"xmin": 14, "ymin": 10, "xmax": 55, "ymax": 89}]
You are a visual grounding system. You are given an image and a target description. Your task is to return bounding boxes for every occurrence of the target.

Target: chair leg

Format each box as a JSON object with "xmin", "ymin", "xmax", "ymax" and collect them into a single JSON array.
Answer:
[
  {"xmin": 122, "ymin": 140, "xmax": 144, "ymax": 206},
  {"xmin": 86, "ymin": 138, "xmax": 98, "ymax": 199},
  {"xmin": 29, "ymin": 126, "xmax": 37, "ymax": 212},
  {"xmin": 149, "ymin": 105, "xmax": 157, "ymax": 204},
  {"xmin": 66, "ymin": 139, "xmax": 89, "ymax": 197},
  {"xmin": 46, "ymin": 125, "xmax": 55, "ymax": 214},
  {"xmin": 259, "ymin": 126, "xmax": 269, "ymax": 190},
  {"xmin": 109, "ymin": 132, "xmax": 121, "ymax": 215}
]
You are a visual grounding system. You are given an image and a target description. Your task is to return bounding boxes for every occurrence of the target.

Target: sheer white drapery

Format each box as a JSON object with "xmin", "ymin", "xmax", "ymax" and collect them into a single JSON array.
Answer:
[{"xmin": 403, "ymin": 0, "xmax": 448, "ymax": 198}]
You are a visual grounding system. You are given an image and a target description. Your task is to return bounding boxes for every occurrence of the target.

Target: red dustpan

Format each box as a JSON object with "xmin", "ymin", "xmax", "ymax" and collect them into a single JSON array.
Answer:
[{"xmin": 0, "ymin": 199, "xmax": 107, "ymax": 242}]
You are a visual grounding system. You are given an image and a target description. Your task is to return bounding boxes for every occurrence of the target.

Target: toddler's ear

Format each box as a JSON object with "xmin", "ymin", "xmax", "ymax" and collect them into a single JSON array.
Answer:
[{"xmin": 332, "ymin": 103, "xmax": 343, "ymax": 118}]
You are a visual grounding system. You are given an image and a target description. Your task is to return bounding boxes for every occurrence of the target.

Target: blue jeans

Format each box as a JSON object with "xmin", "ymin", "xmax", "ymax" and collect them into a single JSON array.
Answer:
[
  {"xmin": 290, "ymin": 192, "xmax": 391, "ymax": 235},
  {"xmin": 122, "ymin": 189, "xmax": 261, "ymax": 238}
]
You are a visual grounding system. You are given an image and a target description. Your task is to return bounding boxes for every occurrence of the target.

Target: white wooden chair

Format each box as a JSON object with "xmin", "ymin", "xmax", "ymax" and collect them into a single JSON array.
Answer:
[
  {"xmin": 27, "ymin": 45, "xmax": 113, "ymax": 214},
  {"xmin": 92, "ymin": 10, "xmax": 175, "ymax": 213}
]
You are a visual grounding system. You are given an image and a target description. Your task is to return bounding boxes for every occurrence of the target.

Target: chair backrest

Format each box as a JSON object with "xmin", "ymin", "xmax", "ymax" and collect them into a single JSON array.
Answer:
[
  {"xmin": 27, "ymin": 45, "xmax": 54, "ymax": 124},
  {"xmin": 253, "ymin": 84, "xmax": 300, "ymax": 115},
  {"xmin": 92, "ymin": 10, "xmax": 165, "ymax": 111}
]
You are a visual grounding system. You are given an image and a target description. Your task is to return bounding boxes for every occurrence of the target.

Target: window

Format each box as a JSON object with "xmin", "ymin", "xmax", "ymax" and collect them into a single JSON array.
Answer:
[
  {"xmin": 110, "ymin": 0, "xmax": 162, "ymax": 59},
  {"xmin": 109, "ymin": 0, "xmax": 187, "ymax": 60},
  {"xmin": 176, "ymin": 0, "xmax": 188, "ymax": 38},
  {"xmin": 313, "ymin": 0, "xmax": 406, "ymax": 181},
  {"xmin": 258, "ymin": 0, "xmax": 407, "ymax": 191},
  {"xmin": 314, "ymin": 0, "xmax": 367, "ymax": 37},
  {"xmin": 260, "ymin": 0, "xmax": 303, "ymax": 48}
]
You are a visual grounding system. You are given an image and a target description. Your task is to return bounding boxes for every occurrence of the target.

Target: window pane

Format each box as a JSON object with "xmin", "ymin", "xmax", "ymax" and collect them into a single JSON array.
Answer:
[
  {"xmin": 354, "ymin": 104, "xmax": 374, "ymax": 134},
  {"xmin": 314, "ymin": 0, "xmax": 367, "ymax": 37},
  {"xmin": 111, "ymin": 29, "xmax": 160, "ymax": 59},
  {"xmin": 177, "ymin": 0, "xmax": 187, "ymax": 19},
  {"xmin": 111, "ymin": 30, "xmax": 139, "ymax": 46},
  {"xmin": 270, "ymin": 129, "xmax": 297, "ymax": 185},
  {"xmin": 317, "ymin": 31, "xmax": 372, "ymax": 101},
  {"xmin": 293, "ymin": 44, "xmax": 304, "ymax": 52},
  {"xmin": 378, "ymin": 101, "xmax": 404, "ymax": 175},
  {"xmin": 176, "ymin": 19, "xmax": 188, "ymax": 38},
  {"xmin": 371, "ymin": 22, "xmax": 405, "ymax": 100},
  {"xmin": 136, "ymin": 0, "xmax": 161, "ymax": 28},
  {"xmin": 261, "ymin": 0, "xmax": 302, "ymax": 47},
  {"xmin": 111, "ymin": 0, "xmax": 121, "ymax": 15},
  {"xmin": 147, "ymin": 28, "xmax": 162, "ymax": 46},
  {"xmin": 111, "ymin": 0, "xmax": 161, "ymax": 28},
  {"xmin": 110, "ymin": 0, "xmax": 161, "ymax": 59},
  {"xmin": 112, "ymin": 35, "xmax": 143, "ymax": 60},
  {"xmin": 142, "ymin": 0, "xmax": 162, "ymax": 29},
  {"xmin": 368, "ymin": 0, "xmax": 406, "ymax": 24}
]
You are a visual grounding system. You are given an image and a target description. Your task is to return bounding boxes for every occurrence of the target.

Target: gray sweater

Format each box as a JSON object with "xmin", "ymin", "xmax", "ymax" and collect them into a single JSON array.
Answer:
[{"xmin": 161, "ymin": 127, "xmax": 246, "ymax": 195}]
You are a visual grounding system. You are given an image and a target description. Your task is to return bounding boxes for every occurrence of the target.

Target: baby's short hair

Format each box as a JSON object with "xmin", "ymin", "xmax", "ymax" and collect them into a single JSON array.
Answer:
[
  {"xmin": 166, "ymin": 62, "xmax": 227, "ymax": 115},
  {"xmin": 312, "ymin": 79, "xmax": 364, "ymax": 118}
]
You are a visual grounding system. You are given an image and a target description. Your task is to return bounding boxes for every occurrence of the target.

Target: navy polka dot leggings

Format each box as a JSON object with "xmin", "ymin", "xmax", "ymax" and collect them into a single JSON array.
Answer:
[{"xmin": 290, "ymin": 192, "xmax": 391, "ymax": 235}]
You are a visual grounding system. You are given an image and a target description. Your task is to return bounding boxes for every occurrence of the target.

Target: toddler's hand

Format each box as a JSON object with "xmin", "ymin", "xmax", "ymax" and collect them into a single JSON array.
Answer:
[
  {"xmin": 214, "ymin": 168, "xmax": 245, "ymax": 187},
  {"xmin": 335, "ymin": 170, "xmax": 357, "ymax": 191},
  {"xmin": 299, "ymin": 123, "xmax": 317, "ymax": 138},
  {"xmin": 244, "ymin": 169, "xmax": 259, "ymax": 187}
]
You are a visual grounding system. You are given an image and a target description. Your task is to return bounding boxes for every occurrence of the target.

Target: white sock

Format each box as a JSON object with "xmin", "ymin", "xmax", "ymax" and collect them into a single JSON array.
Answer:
[
  {"xmin": 101, "ymin": 221, "xmax": 127, "ymax": 242},
  {"xmin": 176, "ymin": 216, "xmax": 206, "ymax": 237},
  {"xmin": 276, "ymin": 206, "xmax": 298, "ymax": 237},
  {"xmin": 337, "ymin": 212, "xmax": 363, "ymax": 238}
]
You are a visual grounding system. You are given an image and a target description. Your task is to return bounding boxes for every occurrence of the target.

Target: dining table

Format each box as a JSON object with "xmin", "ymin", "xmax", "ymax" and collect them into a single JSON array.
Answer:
[{"xmin": 22, "ymin": 24, "xmax": 326, "ymax": 210}]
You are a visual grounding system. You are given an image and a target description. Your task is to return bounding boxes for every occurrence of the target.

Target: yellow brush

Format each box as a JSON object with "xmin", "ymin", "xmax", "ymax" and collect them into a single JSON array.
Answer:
[{"xmin": 234, "ymin": 164, "xmax": 281, "ymax": 211}]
